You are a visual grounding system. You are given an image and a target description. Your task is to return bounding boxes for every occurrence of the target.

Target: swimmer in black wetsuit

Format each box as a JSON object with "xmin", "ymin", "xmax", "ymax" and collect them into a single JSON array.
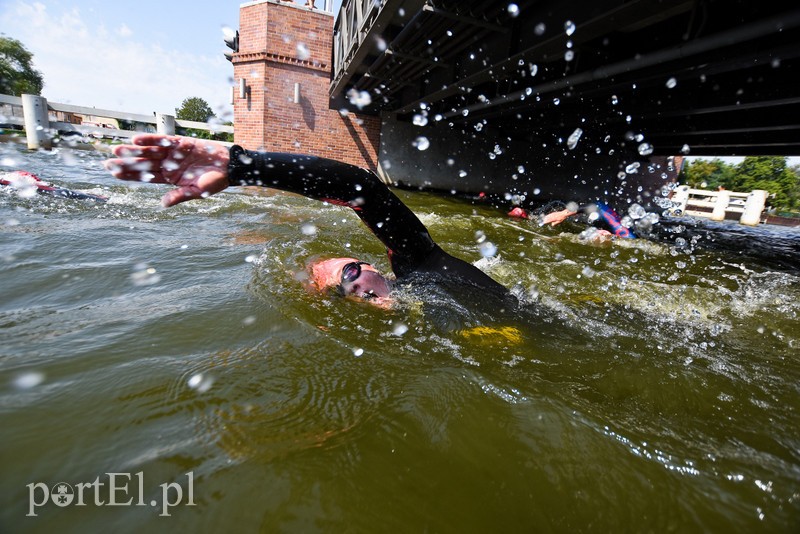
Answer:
[{"xmin": 105, "ymin": 135, "xmax": 509, "ymax": 305}]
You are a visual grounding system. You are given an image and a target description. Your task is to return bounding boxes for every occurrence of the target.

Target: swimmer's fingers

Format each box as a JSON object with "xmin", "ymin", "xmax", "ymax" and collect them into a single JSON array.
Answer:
[
  {"xmin": 160, "ymin": 169, "xmax": 228, "ymax": 207},
  {"xmin": 104, "ymin": 158, "xmax": 170, "ymax": 184},
  {"xmin": 130, "ymin": 134, "xmax": 182, "ymax": 148},
  {"xmin": 111, "ymin": 144, "xmax": 170, "ymax": 160}
]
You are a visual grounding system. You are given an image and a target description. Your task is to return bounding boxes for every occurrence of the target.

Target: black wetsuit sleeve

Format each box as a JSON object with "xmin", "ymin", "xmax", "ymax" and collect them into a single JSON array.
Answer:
[
  {"xmin": 227, "ymin": 146, "xmax": 435, "ymax": 277},
  {"xmin": 227, "ymin": 146, "xmax": 509, "ymax": 297}
]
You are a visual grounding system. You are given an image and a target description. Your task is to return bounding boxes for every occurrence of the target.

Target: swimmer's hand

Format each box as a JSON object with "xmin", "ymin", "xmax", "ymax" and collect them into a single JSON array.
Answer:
[
  {"xmin": 541, "ymin": 208, "xmax": 577, "ymax": 226},
  {"xmin": 105, "ymin": 134, "xmax": 229, "ymax": 207}
]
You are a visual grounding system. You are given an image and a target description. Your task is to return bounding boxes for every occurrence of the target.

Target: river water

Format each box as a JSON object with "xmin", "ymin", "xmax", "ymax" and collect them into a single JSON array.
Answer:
[{"xmin": 1, "ymin": 144, "xmax": 798, "ymax": 532}]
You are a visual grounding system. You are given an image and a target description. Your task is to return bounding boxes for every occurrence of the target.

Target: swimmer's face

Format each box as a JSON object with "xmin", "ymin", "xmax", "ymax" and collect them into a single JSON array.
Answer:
[{"xmin": 338, "ymin": 261, "xmax": 391, "ymax": 299}]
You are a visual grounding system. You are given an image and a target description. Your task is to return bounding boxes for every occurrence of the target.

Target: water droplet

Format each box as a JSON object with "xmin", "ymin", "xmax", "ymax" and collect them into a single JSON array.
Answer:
[
  {"xmin": 529, "ymin": 64, "xmax": 538, "ymax": 77},
  {"xmin": 347, "ymin": 88, "xmax": 372, "ymax": 109},
  {"xmin": 392, "ymin": 323, "xmax": 409, "ymax": 336},
  {"xmin": 534, "ymin": 23, "xmax": 546, "ymax": 35},
  {"xmin": 507, "ymin": 3, "xmax": 520, "ymax": 17},
  {"xmin": 475, "ymin": 230, "xmax": 487, "ymax": 243},
  {"xmin": 680, "ymin": 144, "xmax": 691, "ymax": 155},
  {"xmin": 625, "ymin": 162, "xmax": 641, "ymax": 174},
  {"xmin": 353, "ymin": 347, "xmax": 364, "ymax": 357},
  {"xmin": 517, "ymin": 165, "xmax": 525, "ymax": 173},
  {"xmin": 412, "ymin": 114, "xmax": 428, "ymax": 126},
  {"xmin": 14, "ymin": 371, "xmax": 45, "ymax": 389},
  {"xmin": 301, "ymin": 223, "xmax": 317, "ymax": 236},
  {"xmin": 474, "ymin": 122, "xmax": 483, "ymax": 131},
  {"xmin": 628, "ymin": 203, "xmax": 646, "ymax": 219},
  {"xmin": 187, "ymin": 373, "xmax": 214, "ymax": 393},
  {"xmin": 296, "ymin": 42, "xmax": 311, "ymax": 60},
  {"xmin": 666, "ymin": 77, "xmax": 677, "ymax": 89},
  {"xmin": 564, "ymin": 50, "xmax": 574, "ymax": 61},
  {"xmin": 459, "ymin": 170, "xmax": 468, "ymax": 178},
  {"xmin": 553, "ymin": 97, "xmax": 561, "ymax": 105},
  {"xmin": 564, "ymin": 20, "xmax": 576, "ymax": 36},
  {"xmin": 479, "ymin": 241, "xmax": 497, "ymax": 257},
  {"xmin": 638, "ymin": 142, "xmax": 654, "ymax": 156},
  {"xmin": 413, "ymin": 136, "xmax": 430, "ymax": 151},
  {"xmin": 567, "ymin": 128, "xmax": 583, "ymax": 149},
  {"xmin": 611, "ymin": 95, "xmax": 619, "ymax": 105},
  {"xmin": 130, "ymin": 263, "xmax": 161, "ymax": 286}
]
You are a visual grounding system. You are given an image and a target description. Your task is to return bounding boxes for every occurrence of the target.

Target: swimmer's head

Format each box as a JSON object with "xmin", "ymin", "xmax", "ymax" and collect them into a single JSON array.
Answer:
[
  {"xmin": 338, "ymin": 261, "xmax": 391, "ymax": 299},
  {"xmin": 310, "ymin": 257, "xmax": 392, "ymax": 301}
]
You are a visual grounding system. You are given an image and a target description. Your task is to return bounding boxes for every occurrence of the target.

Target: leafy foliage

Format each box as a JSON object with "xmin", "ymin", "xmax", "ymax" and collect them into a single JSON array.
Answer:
[
  {"xmin": 0, "ymin": 37, "xmax": 44, "ymax": 96},
  {"xmin": 175, "ymin": 97, "xmax": 214, "ymax": 122},
  {"xmin": 680, "ymin": 156, "xmax": 800, "ymax": 213},
  {"xmin": 174, "ymin": 96, "xmax": 232, "ymax": 142}
]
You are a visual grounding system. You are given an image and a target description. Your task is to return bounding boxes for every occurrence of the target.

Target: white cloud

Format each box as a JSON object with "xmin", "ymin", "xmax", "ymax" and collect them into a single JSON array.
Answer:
[
  {"xmin": 1, "ymin": 1, "xmax": 233, "ymax": 119},
  {"xmin": 116, "ymin": 23, "xmax": 133, "ymax": 38}
]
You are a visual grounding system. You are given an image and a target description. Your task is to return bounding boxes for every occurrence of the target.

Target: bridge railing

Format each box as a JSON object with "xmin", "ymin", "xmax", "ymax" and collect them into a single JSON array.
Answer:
[
  {"xmin": 332, "ymin": 0, "xmax": 388, "ymax": 93},
  {"xmin": 670, "ymin": 185, "xmax": 768, "ymax": 226},
  {"xmin": 0, "ymin": 93, "xmax": 233, "ymax": 150}
]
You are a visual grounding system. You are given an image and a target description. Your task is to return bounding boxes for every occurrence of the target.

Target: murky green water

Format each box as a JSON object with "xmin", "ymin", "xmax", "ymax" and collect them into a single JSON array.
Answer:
[{"xmin": 1, "ymin": 144, "xmax": 798, "ymax": 533}]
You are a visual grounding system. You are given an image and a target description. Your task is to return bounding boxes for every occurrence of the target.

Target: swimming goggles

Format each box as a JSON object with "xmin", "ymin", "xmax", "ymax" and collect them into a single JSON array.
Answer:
[{"xmin": 340, "ymin": 261, "xmax": 370, "ymax": 285}]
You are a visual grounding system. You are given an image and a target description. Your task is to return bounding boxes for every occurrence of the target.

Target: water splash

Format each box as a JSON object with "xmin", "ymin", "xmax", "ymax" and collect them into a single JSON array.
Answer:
[
  {"xmin": 413, "ymin": 137, "xmax": 430, "ymax": 151},
  {"xmin": 567, "ymin": 128, "xmax": 583, "ymax": 149}
]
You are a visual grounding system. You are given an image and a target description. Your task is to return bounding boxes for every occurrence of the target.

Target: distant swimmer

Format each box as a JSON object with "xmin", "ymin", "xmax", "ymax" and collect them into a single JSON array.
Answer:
[
  {"xmin": 0, "ymin": 170, "xmax": 107, "ymax": 202},
  {"xmin": 105, "ymin": 134, "xmax": 512, "ymax": 308},
  {"xmin": 509, "ymin": 200, "xmax": 636, "ymax": 240}
]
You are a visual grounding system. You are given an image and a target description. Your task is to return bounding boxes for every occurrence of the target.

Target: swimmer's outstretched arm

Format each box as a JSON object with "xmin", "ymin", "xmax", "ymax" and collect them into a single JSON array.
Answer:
[
  {"xmin": 105, "ymin": 135, "xmax": 508, "ymax": 293},
  {"xmin": 106, "ymin": 134, "xmax": 434, "ymax": 276},
  {"xmin": 225, "ymin": 145, "xmax": 437, "ymax": 277}
]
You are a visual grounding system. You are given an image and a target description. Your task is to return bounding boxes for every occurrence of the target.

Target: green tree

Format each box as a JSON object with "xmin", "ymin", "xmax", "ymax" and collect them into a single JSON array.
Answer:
[
  {"xmin": 679, "ymin": 158, "xmax": 736, "ymax": 189},
  {"xmin": 0, "ymin": 36, "xmax": 44, "ymax": 96},
  {"xmin": 175, "ymin": 97, "xmax": 214, "ymax": 122},
  {"xmin": 734, "ymin": 156, "xmax": 799, "ymax": 212},
  {"xmin": 174, "ymin": 96, "xmax": 232, "ymax": 141}
]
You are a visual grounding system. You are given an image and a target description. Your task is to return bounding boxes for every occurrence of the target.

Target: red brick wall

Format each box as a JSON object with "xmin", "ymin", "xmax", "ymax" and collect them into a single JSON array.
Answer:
[{"xmin": 232, "ymin": 0, "xmax": 380, "ymax": 171}]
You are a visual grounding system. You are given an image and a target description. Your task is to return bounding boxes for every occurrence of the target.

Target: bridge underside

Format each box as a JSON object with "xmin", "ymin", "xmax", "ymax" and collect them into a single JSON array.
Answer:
[
  {"xmin": 331, "ymin": 0, "xmax": 800, "ymax": 205},
  {"xmin": 334, "ymin": 0, "xmax": 800, "ymax": 156}
]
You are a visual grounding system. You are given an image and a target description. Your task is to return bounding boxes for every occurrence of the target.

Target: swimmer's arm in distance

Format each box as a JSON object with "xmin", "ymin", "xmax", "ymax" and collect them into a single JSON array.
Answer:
[{"xmin": 541, "ymin": 202, "xmax": 635, "ymax": 238}]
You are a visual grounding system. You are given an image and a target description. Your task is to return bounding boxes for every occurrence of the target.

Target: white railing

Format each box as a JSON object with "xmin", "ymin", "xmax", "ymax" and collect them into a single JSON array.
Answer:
[
  {"xmin": 670, "ymin": 185, "xmax": 768, "ymax": 226},
  {"xmin": 1, "ymin": 93, "xmax": 233, "ymax": 150}
]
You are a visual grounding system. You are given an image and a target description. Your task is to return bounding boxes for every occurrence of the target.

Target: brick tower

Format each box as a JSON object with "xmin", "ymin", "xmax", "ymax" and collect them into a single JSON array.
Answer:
[{"xmin": 231, "ymin": 0, "xmax": 380, "ymax": 170}]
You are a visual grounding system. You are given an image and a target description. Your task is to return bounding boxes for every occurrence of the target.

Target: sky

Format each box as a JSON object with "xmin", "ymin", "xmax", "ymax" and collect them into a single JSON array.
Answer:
[
  {"xmin": 1, "ymin": 1, "xmax": 795, "ymax": 166},
  {"xmin": 0, "ymin": 0, "xmax": 342, "ymax": 120}
]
